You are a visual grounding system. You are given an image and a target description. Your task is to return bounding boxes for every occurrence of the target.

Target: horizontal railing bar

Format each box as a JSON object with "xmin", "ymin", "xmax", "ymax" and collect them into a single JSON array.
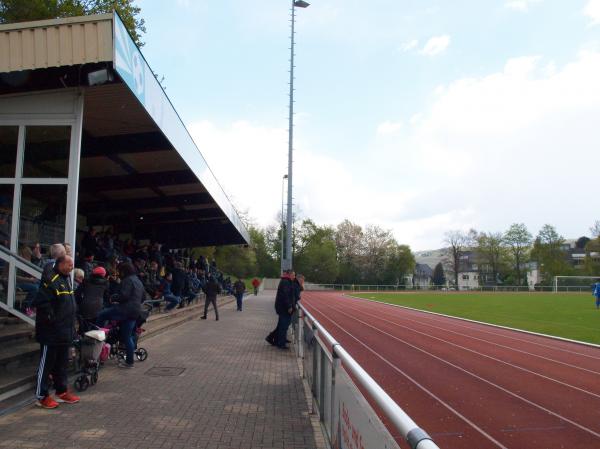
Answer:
[{"xmin": 300, "ymin": 304, "xmax": 440, "ymax": 449}]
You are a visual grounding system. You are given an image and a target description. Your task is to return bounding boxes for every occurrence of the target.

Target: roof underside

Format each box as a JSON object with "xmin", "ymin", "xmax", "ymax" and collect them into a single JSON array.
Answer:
[{"xmin": 0, "ymin": 14, "xmax": 249, "ymax": 248}]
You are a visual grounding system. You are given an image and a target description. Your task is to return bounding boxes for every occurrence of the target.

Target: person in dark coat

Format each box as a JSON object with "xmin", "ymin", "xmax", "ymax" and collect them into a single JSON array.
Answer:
[
  {"xmin": 233, "ymin": 278, "xmax": 246, "ymax": 311},
  {"xmin": 33, "ymin": 255, "xmax": 80, "ymax": 409},
  {"xmin": 96, "ymin": 262, "xmax": 144, "ymax": 368},
  {"xmin": 201, "ymin": 274, "xmax": 221, "ymax": 320},
  {"xmin": 265, "ymin": 270, "xmax": 295, "ymax": 349},
  {"xmin": 75, "ymin": 266, "xmax": 109, "ymax": 329}
]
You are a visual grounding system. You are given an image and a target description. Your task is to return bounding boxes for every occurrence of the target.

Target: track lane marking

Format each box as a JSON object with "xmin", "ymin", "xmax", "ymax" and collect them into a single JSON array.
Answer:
[
  {"xmin": 307, "ymin": 298, "xmax": 600, "ymax": 441},
  {"xmin": 305, "ymin": 300, "xmax": 510, "ymax": 449},
  {"xmin": 337, "ymin": 301, "xmax": 600, "ymax": 400},
  {"xmin": 342, "ymin": 294, "xmax": 600, "ymax": 361}
]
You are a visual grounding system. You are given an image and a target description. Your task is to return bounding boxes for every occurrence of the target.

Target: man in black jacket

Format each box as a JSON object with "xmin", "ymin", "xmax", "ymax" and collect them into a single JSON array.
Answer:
[
  {"xmin": 33, "ymin": 255, "xmax": 80, "ymax": 409},
  {"xmin": 201, "ymin": 274, "xmax": 221, "ymax": 320},
  {"xmin": 266, "ymin": 270, "xmax": 295, "ymax": 349}
]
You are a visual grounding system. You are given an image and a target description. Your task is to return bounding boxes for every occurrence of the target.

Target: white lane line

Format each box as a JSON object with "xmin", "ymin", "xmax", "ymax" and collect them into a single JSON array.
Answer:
[
  {"xmin": 309, "ymin": 299, "xmax": 600, "ymax": 441},
  {"xmin": 306, "ymin": 300, "xmax": 510, "ymax": 449},
  {"xmin": 342, "ymin": 294, "xmax": 600, "ymax": 360},
  {"xmin": 339, "ymin": 301, "xmax": 600, "ymax": 399}
]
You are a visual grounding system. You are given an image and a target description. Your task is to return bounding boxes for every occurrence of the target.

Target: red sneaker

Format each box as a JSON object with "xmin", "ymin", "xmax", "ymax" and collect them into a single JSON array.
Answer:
[
  {"xmin": 36, "ymin": 396, "xmax": 59, "ymax": 409},
  {"xmin": 56, "ymin": 391, "xmax": 80, "ymax": 404}
]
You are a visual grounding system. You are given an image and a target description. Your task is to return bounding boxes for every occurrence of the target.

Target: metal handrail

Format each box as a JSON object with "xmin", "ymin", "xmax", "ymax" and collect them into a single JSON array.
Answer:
[
  {"xmin": 0, "ymin": 244, "xmax": 43, "ymax": 279},
  {"xmin": 300, "ymin": 304, "xmax": 440, "ymax": 449}
]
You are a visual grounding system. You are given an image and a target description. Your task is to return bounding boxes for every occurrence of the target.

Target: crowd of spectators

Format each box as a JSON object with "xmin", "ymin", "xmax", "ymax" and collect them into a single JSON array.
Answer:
[{"xmin": 15, "ymin": 227, "xmax": 237, "ymax": 315}]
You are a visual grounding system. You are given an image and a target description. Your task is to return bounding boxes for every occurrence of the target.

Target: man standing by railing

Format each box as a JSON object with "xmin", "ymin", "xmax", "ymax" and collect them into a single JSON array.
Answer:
[{"xmin": 266, "ymin": 270, "xmax": 295, "ymax": 350}]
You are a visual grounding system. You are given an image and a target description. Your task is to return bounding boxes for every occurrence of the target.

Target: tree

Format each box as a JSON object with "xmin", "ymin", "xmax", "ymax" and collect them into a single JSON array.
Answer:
[
  {"xmin": 214, "ymin": 244, "xmax": 256, "ymax": 279},
  {"xmin": 335, "ymin": 220, "xmax": 364, "ymax": 283},
  {"xmin": 248, "ymin": 226, "xmax": 279, "ymax": 278},
  {"xmin": 362, "ymin": 225, "xmax": 396, "ymax": 284},
  {"xmin": 444, "ymin": 229, "xmax": 475, "ymax": 289},
  {"xmin": 0, "ymin": 0, "xmax": 146, "ymax": 46},
  {"xmin": 381, "ymin": 243, "xmax": 415, "ymax": 285},
  {"xmin": 591, "ymin": 220, "xmax": 600, "ymax": 239},
  {"xmin": 475, "ymin": 232, "xmax": 506, "ymax": 285},
  {"xmin": 294, "ymin": 220, "xmax": 338, "ymax": 283},
  {"xmin": 530, "ymin": 224, "xmax": 571, "ymax": 284},
  {"xmin": 576, "ymin": 236, "xmax": 591, "ymax": 250},
  {"xmin": 503, "ymin": 223, "xmax": 532, "ymax": 286},
  {"xmin": 432, "ymin": 262, "xmax": 446, "ymax": 288}
]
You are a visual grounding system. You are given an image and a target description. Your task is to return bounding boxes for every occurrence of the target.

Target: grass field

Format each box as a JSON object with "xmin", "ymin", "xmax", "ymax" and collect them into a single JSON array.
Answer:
[{"xmin": 351, "ymin": 292, "xmax": 600, "ymax": 344}]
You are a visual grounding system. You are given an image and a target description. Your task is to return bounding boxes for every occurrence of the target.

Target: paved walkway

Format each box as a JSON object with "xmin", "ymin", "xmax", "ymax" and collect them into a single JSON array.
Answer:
[{"xmin": 0, "ymin": 292, "xmax": 323, "ymax": 449}]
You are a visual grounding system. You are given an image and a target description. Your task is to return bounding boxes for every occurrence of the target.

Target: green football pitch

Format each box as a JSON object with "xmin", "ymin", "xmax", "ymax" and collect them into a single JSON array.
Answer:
[{"xmin": 351, "ymin": 292, "xmax": 600, "ymax": 344}]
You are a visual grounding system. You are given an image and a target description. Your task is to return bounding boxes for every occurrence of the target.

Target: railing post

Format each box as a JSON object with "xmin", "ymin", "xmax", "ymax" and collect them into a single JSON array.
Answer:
[
  {"xmin": 298, "ymin": 308, "xmax": 304, "ymax": 360},
  {"xmin": 330, "ymin": 346, "xmax": 340, "ymax": 440},
  {"xmin": 319, "ymin": 347, "xmax": 326, "ymax": 419}
]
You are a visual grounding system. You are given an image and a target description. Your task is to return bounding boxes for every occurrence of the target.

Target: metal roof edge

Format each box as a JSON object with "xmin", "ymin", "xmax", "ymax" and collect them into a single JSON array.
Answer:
[{"xmin": 0, "ymin": 13, "xmax": 112, "ymax": 32}]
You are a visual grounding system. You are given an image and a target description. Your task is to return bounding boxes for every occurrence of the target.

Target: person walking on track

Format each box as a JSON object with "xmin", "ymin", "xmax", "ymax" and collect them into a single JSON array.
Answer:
[
  {"xmin": 201, "ymin": 274, "xmax": 221, "ymax": 320},
  {"xmin": 33, "ymin": 255, "xmax": 80, "ymax": 409}
]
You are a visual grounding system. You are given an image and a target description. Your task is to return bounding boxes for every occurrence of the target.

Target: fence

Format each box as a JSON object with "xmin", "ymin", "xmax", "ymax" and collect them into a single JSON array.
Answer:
[
  {"xmin": 297, "ymin": 304, "xmax": 440, "ymax": 449},
  {"xmin": 304, "ymin": 283, "xmax": 593, "ymax": 293}
]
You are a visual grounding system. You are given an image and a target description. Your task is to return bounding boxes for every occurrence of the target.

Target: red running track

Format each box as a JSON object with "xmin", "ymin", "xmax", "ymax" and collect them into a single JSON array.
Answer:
[{"xmin": 302, "ymin": 292, "xmax": 600, "ymax": 449}]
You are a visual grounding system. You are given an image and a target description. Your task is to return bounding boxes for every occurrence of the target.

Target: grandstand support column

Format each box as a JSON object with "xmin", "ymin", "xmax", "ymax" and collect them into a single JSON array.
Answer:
[{"xmin": 64, "ymin": 92, "xmax": 84, "ymax": 254}]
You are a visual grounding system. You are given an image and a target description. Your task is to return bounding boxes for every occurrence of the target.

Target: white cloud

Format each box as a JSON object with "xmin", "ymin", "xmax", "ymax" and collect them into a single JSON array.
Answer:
[
  {"xmin": 376, "ymin": 120, "xmax": 403, "ymax": 136},
  {"xmin": 584, "ymin": 0, "xmax": 600, "ymax": 25},
  {"xmin": 399, "ymin": 39, "xmax": 418, "ymax": 52},
  {"xmin": 188, "ymin": 52, "xmax": 600, "ymax": 251},
  {"xmin": 420, "ymin": 35, "xmax": 450, "ymax": 56},
  {"xmin": 505, "ymin": 0, "xmax": 542, "ymax": 12}
]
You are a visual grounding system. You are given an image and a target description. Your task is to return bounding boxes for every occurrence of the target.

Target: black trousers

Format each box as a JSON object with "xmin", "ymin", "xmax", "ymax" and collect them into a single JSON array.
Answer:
[
  {"xmin": 36, "ymin": 344, "xmax": 69, "ymax": 399},
  {"xmin": 203, "ymin": 296, "xmax": 219, "ymax": 319}
]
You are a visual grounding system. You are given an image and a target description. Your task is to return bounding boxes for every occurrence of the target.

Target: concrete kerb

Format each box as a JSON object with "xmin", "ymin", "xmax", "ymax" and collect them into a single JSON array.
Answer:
[{"xmin": 345, "ymin": 294, "xmax": 600, "ymax": 349}]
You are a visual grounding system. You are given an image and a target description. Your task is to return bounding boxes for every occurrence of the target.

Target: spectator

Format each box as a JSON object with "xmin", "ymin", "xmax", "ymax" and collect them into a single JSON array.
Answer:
[
  {"xmin": 171, "ymin": 261, "xmax": 189, "ymax": 307},
  {"xmin": 16, "ymin": 245, "xmax": 39, "ymax": 313},
  {"xmin": 160, "ymin": 272, "xmax": 180, "ymax": 311},
  {"xmin": 594, "ymin": 282, "xmax": 600, "ymax": 309},
  {"xmin": 149, "ymin": 242, "xmax": 164, "ymax": 269},
  {"xmin": 96, "ymin": 262, "xmax": 144, "ymax": 368},
  {"xmin": 63, "ymin": 243, "xmax": 73, "ymax": 257},
  {"xmin": 73, "ymin": 268, "xmax": 84, "ymax": 290},
  {"xmin": 251, "ymin": 278, "xmax": 261, "ymax": 296},
  {"xmin": 42, "ymin": 243, "xmax": 66, "ymax": 283},
  {"xmin": 265, "ymin": 270, "xmax": 295, "ymax": 350},
  {"xmin": 144, "ymin": 260, "xmax": 162, "ymax": 298},
  {"xmin": 31, "ymin": 243, "xmax": 43, "ymax": 267},
  {"xmin": 233, "ymin": 278, "xmax": 246, "ymax": 311},
  {"xmin": 134, "ymin": 257, "xmax": 148, "ymax": 282},
  {"xmin": 33, "ymin": 255, "xmax": 80, "ymax": 408},
  {"xmin": 75, "ymin": 266, "xmax": 108, "ymax": 328},
  {"xmin": 81, "ymin": 228, "xmax": 98, "ymax": 258},
  {"xmin": 77, "ymin": 252, "xmax": 94, "ymax": 279},
  {"xmin": 201, "ymin": 274, "xmax": 221, "ymax": 321}
]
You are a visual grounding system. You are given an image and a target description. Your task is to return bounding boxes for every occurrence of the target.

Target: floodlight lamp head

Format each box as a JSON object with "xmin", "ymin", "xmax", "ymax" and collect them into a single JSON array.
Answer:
[{"xmin": 294, "ymin": 0, "xmax": 310, "ymax": 8}]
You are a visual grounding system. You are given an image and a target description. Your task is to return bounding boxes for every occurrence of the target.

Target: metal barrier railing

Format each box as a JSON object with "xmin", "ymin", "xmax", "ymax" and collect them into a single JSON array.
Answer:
[
  {"xmin": 304, "ymin": 283, "xmax": 593, "ymax": 293},
  {"xmin": 298, "ymin": 304, "xmax": 440, "ymax": 449}
]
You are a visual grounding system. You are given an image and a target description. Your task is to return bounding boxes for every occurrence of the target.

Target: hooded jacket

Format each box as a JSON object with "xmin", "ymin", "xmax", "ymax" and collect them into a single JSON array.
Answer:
[
  {"xmin": 33, "ymin": 268, "xmax": 76, "ymax": 345},
  {"xmin": 75, "ymin": 275, "xmax": 108, "ymax": 320}
]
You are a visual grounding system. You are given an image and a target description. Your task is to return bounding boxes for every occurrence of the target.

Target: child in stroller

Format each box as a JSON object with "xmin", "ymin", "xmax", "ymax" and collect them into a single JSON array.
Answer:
[{"xmin": 104, "ymin": 310, "xmax": 149, "ymax": 364}]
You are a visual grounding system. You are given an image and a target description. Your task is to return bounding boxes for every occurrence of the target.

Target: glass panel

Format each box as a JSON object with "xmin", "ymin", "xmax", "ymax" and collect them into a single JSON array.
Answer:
[
  {"xmin": 14, "ymin": 266, "xmax": 38, "ymax": 314},
  {"xmin": 0, "ymin": 255, "xmax": 7, "ymax": 305},
  {"xmin": 18, "ymin": 184, "xmax": 67, "ymax": 251},
  {"xmin": 0, "ymin": 126, "xmax": 18, "ymax": 177},
  {"xmin": 22, "ymin": 126, "xmax": 71, "ymax": 178},
  {"xmin": 0, "ymin": 185, "xmax": 13, "ymax": 249}
]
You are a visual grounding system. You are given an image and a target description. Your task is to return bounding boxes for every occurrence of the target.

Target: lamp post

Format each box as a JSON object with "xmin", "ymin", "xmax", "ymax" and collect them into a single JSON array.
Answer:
[
  {"xmin": 284, "ymin": 0, "xmax": 309, "ymax": 272},
  {"xmin": 281, "ymin": 174, "xmax": 288, "ymax": 274}
]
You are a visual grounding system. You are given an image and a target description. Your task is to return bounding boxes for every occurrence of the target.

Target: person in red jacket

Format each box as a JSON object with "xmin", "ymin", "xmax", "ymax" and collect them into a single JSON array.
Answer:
[{"xmin": 251, "ymin": 278, "xmax": 261, "ymax": 296}]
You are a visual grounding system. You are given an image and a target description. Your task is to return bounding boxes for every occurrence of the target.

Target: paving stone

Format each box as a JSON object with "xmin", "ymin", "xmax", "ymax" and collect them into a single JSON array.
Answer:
[{"xmin": 0, "ymin": 293, "xmax": 322, "ymax": 449}]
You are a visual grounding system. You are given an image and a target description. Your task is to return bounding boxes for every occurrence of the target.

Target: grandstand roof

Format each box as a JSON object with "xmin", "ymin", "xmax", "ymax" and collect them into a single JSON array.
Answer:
[{"xmin": 0, "ymin": 13, "xmax": 249, "ymax": 248}]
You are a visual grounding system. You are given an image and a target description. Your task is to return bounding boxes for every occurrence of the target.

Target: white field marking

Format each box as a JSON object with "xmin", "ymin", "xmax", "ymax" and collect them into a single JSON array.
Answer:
[
  {"xmin": 338, "ymin": 301, "xmax": 600, "ymax": 399},
  {"xmin": 309, "ymin": 299, "xmax": 600, "ymax": 441},
  {"xmin": 343, "ymin": 294, "xmax": 600, "ymax": 360},
  {"xmin": 306, "ymin": 300, "xmax": 510, "ymax": 449},
  {"xmin": 350, "ymin": 302, "xmax": 600, "ymax": 376}
]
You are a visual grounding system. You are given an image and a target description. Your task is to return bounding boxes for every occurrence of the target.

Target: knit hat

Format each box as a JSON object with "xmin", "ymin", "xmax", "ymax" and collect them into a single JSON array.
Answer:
[{"xmin": 92, "ymin": 266, "xmax": 107, "ymax": 278}]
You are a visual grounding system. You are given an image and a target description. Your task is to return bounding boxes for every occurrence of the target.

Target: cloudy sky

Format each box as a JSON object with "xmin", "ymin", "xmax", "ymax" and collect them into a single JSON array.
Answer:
[{"xmin": 137, "ymin": 0, "xmax": 600, "ymax": 250}]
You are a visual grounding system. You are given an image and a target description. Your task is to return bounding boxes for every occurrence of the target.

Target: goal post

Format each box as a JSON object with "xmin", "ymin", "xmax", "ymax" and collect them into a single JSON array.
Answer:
[{"xmin": 553, "ymin": 276, "xmax": 600, "ymax": 293}]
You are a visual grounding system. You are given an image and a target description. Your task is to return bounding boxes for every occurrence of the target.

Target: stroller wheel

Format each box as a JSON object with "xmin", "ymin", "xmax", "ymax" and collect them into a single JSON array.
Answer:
[
  {"xmin": 90, "ymin": 371, "xmax": 98, "ymax": 385},
  {"xmin": 74, "ymin": 375, "xmax": 89, "ymax": 392},
  {"xmin": 135, "ymin": 348, "xmax": 148, "ymax": 362}
]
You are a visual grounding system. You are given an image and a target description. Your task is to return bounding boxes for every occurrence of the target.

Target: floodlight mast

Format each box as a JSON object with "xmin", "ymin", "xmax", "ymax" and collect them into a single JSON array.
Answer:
[{"xmin": 283, "ymin": 0, "xmax": 309, "ymax": 272}]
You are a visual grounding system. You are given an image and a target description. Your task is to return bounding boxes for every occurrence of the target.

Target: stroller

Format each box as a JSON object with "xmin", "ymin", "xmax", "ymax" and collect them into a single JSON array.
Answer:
[
  {"xmin": 105, "ymin": 311, "xmax": 149, "ymax": 363},
  {"xmin": 73, "ymin": 324, "xmax": 107, "ymax": 392}
]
